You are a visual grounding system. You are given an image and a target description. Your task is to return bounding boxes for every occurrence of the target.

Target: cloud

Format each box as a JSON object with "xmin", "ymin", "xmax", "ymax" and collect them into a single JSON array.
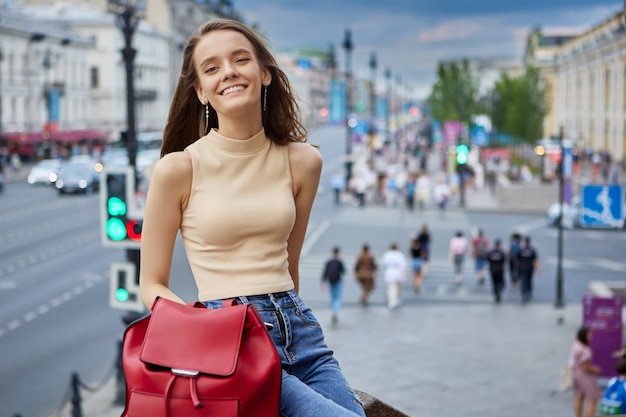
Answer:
[{"xmin": 417, "ymin": 20, "xmax": 482, "ymax": 42}]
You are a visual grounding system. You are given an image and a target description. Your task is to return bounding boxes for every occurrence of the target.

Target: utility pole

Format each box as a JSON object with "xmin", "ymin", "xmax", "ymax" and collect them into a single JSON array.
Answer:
[
  {"xmin": 555, "ymin": 125, "xmax": 565, "ymax": 309},
  {"xmin": 342, "ymin": 29, "xmax": 353, "ymax": 189}
]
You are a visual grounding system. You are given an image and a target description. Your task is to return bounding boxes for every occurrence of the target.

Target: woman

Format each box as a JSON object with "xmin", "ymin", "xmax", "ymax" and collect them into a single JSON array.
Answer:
[
  {"xmin": 139, "ymin": 19, "xmax": 365, "ymax": 417},
  {"xmin": 570, "ymin": 327, "xmax": 601, "ymax": 417},
  {"xmin": 354, "ymin": 244, "xmax": 377, "ymax": 306},
  {"xmin": 409, "ymin": 238, "xmax": 424, "ymax": 293},
  {"xmin": 380, "ymin": 242, "xmax": 407, "ymax": 310},
  {"xmin": 448, "ymin": 231, "xmax": 468, "ymax": 285},
  {"xmin": 416, "ymin": 223, "xmax": 431, "ymax": 276}
]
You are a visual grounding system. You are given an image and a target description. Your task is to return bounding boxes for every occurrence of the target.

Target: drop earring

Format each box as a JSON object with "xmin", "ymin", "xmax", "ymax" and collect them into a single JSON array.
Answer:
[
  {"xmin": 263, "ymin": 85, "xmax": 267, "ymax": 112},
  {"xmin": 205, "ymin": 103, "xmax": 209, "ymax": 133}
]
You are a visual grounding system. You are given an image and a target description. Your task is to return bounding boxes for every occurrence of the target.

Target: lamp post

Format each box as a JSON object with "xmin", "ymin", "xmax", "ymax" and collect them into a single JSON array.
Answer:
[
  {"xmin": 108, "ymin": 0, "xmax": 145, "ymax": 405},
  {"xmin": 555, "ymin": 125, "xmax": 565, "ymax": 309},
  {"xmin": 342, "ymin": 29, "xmax": 353, "ymax": 188},
  {"xmin": 384, "ymin": 67, "xmax": 391, "ymax": 145},
  {"xmin": 108, "ymin": 0, "xmax": 145, "ymax": 170},
  {"xmin": 369, "ymin": 52, "xmax": 377, "ymax": 120}
]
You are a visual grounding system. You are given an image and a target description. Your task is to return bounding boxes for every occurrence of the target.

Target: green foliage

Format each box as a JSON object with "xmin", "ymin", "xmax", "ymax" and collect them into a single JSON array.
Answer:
[
  {"xmin": 427, "ymin": 60, "xmax": 480, "ymax": 125},
  {"xmin": 492, "ymin": 67, "xmax": 547, "ymax": 144}
]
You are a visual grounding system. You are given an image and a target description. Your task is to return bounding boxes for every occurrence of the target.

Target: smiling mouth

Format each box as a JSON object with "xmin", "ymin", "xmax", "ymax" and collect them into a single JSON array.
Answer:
[{"xmin": 221, "ymin": 85, "xmax": 246, "ymax": 95}]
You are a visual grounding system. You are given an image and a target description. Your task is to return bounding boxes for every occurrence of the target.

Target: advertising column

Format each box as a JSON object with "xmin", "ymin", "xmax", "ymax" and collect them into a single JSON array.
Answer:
[{"xmin": 582, "ymin": 295, "xmax": 623, "ymax": 378}]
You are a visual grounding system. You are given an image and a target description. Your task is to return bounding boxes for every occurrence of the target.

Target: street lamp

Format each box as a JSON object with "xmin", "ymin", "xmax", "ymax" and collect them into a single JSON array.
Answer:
[
  {"xmin": 555, "ymin": 125, "xmax": 565, "ymax": 309},
  {"xmin": 342, "ymin": 29, "xmax": 353, "ymax": 188},
  {"xmin": 384, "ymin": 67, "xmax": 391, "ymax": 145},
  {"xmin": 369, "ymin": 52, "xmax": 377, "ymax": 119},
  {"xmin": 108, "ymin": 0, "xmax": 146, "ymax": 170},
  {"xmin": 108, "ymin": 0, "xmax": 145, "ymax": 405}
]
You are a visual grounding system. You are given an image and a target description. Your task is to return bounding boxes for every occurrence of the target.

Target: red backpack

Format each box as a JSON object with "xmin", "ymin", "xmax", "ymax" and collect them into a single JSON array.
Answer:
[{"xmin": 121, "ymin": 297, "xmax": 282, "ymax": 416}]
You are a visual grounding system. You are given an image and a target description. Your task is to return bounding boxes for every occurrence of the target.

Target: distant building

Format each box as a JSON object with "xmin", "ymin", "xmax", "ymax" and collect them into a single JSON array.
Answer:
[{"xmin": 549, "ymin": 11, "xmax": 625, "ymax": 161}]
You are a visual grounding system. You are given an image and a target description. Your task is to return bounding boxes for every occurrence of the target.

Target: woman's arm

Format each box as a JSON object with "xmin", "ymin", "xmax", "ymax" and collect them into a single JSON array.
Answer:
[
  {"xmin": 286, "ymin": 142, "xmax": 322, "ymax": 293},
  {"xmin": 139, "ymin": 152, "xmax": 192, "ymax": 307}
]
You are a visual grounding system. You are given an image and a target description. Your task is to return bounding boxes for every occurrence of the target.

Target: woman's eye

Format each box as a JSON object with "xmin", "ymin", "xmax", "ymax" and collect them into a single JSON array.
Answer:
[
  {"xmin": 204, "ymin": 66, "xmax": 216, "ymax": 74},
  {"xmin": 236, "ymin": 57, "xmax": 249, "ymax": 63}
]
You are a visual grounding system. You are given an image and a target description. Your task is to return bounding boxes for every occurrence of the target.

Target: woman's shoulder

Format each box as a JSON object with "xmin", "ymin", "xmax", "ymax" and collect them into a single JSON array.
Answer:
[
  {"xmin": 287, "ymin": 142, "xmax": 322, "ymax": 166},
  {"xmin": 151, "ymin": 151, "xmax": 192, "ymax": 187}
]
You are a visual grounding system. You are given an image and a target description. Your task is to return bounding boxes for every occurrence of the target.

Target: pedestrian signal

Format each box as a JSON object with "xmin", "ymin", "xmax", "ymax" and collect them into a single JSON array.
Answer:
[
  {"xmin": 456, "ymin": 144, "xmax": 469, "ymax": 165},
  {"xmin": 100, "ymin": 167, "xmax": 142, "ymax": 248},
  {"xmin": 109, "ymin": 261, "xmax": 144, "ymax": 312}
]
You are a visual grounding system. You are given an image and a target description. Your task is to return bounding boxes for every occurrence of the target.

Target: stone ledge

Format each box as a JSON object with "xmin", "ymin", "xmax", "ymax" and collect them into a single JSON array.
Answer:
[{"xmin": 355, "ymin": 390, "xmax": 410, "ymax": 417}]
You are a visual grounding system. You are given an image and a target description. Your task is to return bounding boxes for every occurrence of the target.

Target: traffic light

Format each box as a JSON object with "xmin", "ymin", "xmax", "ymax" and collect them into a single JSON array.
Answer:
[
  {"xmin": 456, "ymin": 143, "xmax": 469, "ymax": 165},
  {"xmin": 109, "ymin": 261, "xmax": 144, "ymax": 312},
  {"xmin": 100, "ymin": 167, "xmax": 142, "ymax": 248}
]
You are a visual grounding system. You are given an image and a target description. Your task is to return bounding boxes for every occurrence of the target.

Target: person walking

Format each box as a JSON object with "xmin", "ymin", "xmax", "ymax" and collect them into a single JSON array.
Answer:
[
  {"xmin": 409, "ymin": 238, "xmax": 425, "ymax": 293},
  {"xmin": 516, "ymin": 236, "xmax": 540, "ymax": 304},
  {"xmin": 448, "ymin": 231, "xmax": 468, "ymax": 285},
  {"xmin": 433, "ymin": 178, "xmax": 450, "ymax": 216},
  {"xmin": 330, "ymin": 170, "xmax": 345, "ymax": 206},
  {"xmin": 570, "ymin": 327, "xmax": 602, "ymax": 417},
  {"xmin": 380, "ymin": 242, "xmax": 408, "ymax": 310},
  {"xmin": 354, "ymin": 244, "xmax": 377, "ymax": 306},
  {"xmin": 416, "ymin": 223, "xmax": 431, "ymax": 277},
  {"xmin": 485, "ymin": 239, "xmax": 506, "ymax": 303},
  {"xmin": 471, "ymin": 229, "xmax": 489, "ymax": 285},
  {"xmin": 139, "ymin": 19, "xmax": 365, "ymax": 417},
  {"xmin": 321, "ymin": 246, "xmax": 346, "ymax": 326},
  {"xmin": 507, "ymin": 232, "xmax": 522, "ymax": 291}
]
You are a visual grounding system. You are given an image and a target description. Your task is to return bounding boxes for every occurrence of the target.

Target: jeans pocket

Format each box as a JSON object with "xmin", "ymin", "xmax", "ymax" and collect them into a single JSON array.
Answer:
[{"xmin": 295, "ymin": 300, "xmax": 322, "ymax": 329}]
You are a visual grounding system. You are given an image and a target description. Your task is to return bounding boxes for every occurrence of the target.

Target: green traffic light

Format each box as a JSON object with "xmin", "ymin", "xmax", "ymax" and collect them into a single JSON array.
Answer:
[
  {"xmin": 107, "ymin": 197, "xmax": 127, "ymax": 216},
  {"xmin": 456, "ymin": 144, "xmax": 469, "ymax": 165},
  {"xmin": 115, "ymin": 287, "xmax": 129, "ymax": 302},
  {"xmin": 106, "ymin": 218, "xmax": 127, "ymax": 241}
]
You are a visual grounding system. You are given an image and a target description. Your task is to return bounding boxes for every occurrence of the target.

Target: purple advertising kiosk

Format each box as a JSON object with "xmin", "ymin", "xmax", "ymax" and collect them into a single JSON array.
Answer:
[{"xmin": 582, "ymin": 295, "xmax": 623, "ymax": 378}]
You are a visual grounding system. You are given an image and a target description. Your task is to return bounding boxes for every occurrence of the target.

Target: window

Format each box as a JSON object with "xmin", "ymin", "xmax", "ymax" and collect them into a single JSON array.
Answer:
[{"xmin": 90, "ymin": 66, "xmax": 99, "ymax": 89}]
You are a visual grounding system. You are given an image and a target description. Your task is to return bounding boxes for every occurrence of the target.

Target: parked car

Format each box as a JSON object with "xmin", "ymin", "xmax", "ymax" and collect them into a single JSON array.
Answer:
[
  {"xmin": 27, "ymin": 159, "xmax": 62, "ymax": 186},
  {"xmin": 55, "ymin": 162, "xmax": 100, "ymax": 194}
]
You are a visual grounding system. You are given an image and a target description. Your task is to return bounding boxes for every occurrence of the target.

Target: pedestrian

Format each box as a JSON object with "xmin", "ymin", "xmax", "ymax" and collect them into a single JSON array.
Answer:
[
  {"xmin": 330, "ymin": 170, "xmax": 345, "ymax": 205},
  {"xmin": 409, "ymin": 238, "xmax": 424, "ymax": 293},
  {"xmin": 516, "ymin": 236, "xmax": 540, "ymax": 303},
  {"xmin": 433, "ymin": 178, "xmax": 450, "ymax": 216},
  {"xmin": 570, "ymin": 327, "xmax": 602, "ymax": 417},
  {"xmin": 354, "ymin": 244, "xmax": 377, "ymax": 306},
  {"xmin": 380, "ymin": 242, "xmax": 408, "ymax": 310},
  {"xmin": 138, "ymin": 19, "xmax": 365, "ymax": 417},
  {"xmin": 507, "ymin": 232, "xmax": 522, "ymax": 290},
  {"xmin": 448, "ymin": 231, "xmax": 468, "ymax": 285},
  {"xmin": 416, "ymin": 223, "xmax": 431, "ymax": 277},
  {"xmin": 471, "ymin": 229, "xmax": 489, "ymax": 285},
  {"xmin": 485, "ymin": 239, "xmax": 506, "ymax": 303},
  {"xmin": 599, "ymin": 357, "xmax": 626, "ymax": 415},
  {"xmin": 404, "ymin": 174, "xmax": 416, "ymax": 212},
  {"xmin": 321, "ymin": 246, "xmax": 345, "ymax": 326}
]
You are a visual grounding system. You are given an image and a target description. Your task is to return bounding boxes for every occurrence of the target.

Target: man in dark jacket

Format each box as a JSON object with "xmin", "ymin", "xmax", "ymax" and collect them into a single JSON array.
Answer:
[
  {"xmin": 486, "ymin": 239, "xmax": 506, "ymax": 303},
  {"xmin": 516, "ymin": 236, "xmax": 541, "ymax": 304},
  {"xmin": 322, "ymin": 246, "xmax": 345, "ymax": 325}
]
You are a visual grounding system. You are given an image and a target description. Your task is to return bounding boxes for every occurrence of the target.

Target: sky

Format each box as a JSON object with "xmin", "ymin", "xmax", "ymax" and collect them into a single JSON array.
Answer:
[{"xmin": 232, "ymin": 0, "xmax": 623, "ymax": 100}]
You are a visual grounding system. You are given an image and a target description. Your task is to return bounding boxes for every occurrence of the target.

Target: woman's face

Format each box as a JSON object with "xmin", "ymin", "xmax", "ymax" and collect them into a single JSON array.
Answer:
[{"xmin": 193, "ymin": 29, "xmax": 271, "ymax": 117}]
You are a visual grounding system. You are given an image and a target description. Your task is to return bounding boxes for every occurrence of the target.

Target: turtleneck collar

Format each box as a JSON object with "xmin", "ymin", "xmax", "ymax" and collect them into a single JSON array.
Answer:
[{"xmin": 204, "ymin": 128, "xmax": 268, "ymax": 155}]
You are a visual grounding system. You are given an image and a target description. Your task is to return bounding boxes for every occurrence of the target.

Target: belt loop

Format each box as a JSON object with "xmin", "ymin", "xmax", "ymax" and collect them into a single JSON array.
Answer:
[{"xmin": 238, "ymin": 296, "xmax": 249, "ymax": 305}]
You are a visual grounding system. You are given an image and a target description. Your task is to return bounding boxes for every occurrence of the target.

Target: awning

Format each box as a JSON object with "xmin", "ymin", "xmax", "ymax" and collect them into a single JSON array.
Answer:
[{"xmin": 0, "ymin": 129, "xmax": 108, "ymax": 145}]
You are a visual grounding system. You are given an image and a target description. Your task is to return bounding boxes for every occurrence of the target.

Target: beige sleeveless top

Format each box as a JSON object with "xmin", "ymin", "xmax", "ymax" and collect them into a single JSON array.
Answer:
[{"xmin": 181, "ymin": 128, "xmax": 296, "ymax": 301}]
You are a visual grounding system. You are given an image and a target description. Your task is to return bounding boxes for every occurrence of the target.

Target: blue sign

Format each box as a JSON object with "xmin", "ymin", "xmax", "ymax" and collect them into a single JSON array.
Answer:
[
  {"xmin": 329, "ymin": 80, "xmax": 346, "ymax": 125},
  {"xmin": 581, "ymin": 185, "xmax": 624, "ymax": 228}
]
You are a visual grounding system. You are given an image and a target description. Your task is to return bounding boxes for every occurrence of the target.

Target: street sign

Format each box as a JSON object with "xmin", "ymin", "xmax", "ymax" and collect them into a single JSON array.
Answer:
[{"xmin": 581, "ymin": 185, "xmax": 624, "ymax": 228}]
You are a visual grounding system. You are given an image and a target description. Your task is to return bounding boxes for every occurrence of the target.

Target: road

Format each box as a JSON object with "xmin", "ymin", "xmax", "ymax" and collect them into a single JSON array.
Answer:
[{"xmin": 1, "ymin": 126, "xmax": 625, "ymax": 416}]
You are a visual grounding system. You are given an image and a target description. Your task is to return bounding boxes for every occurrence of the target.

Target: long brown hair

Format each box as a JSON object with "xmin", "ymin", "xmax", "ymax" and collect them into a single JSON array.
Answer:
[{"xmin": 161, "ymin": 19, "xmax": 307, "ymax": 157}]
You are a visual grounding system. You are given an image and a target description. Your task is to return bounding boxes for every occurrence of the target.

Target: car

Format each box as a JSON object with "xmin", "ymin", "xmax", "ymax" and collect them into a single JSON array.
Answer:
[
  {"xmin": 55, "ymin": 162, "xmax": 100, "ymax": 194},
  {"xmin": 27, "ymin": 159, "xmax": 62, "ymax": 185},
  {"xmin": 546, "ymin": 196, "xmax": 581, "ymax": 229}
]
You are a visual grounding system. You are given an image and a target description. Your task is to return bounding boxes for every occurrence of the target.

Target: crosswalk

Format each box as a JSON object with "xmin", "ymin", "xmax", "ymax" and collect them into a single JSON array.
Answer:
[{"xmin": 298, "ymin": 254, "xmax": 496, "ymax": 304}]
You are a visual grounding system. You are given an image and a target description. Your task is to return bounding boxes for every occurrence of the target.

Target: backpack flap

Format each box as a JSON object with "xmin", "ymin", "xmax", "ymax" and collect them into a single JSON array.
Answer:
[{"xmin": 140, "ymin": 297, "xmax": 246, "ymax": 377}]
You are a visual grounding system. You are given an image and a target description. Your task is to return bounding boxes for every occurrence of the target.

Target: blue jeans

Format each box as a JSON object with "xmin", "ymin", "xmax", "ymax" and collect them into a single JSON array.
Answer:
[
  {"xmin": 329, "ymin": 280, "xmax": 343, "ymax": 316},
  {"xmin": 203, "ymin": 290, "xmax": 365, "ymax": 417}
]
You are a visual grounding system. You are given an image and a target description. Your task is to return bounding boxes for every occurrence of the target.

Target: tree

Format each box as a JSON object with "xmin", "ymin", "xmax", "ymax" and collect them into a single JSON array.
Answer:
[
  {"xmin": 427, "ymin": 60, "xmax": 480, "ymax": 127},
  {"xmin": 491, "ymin": 67, "xmax": 547, "ymax": 144}
]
